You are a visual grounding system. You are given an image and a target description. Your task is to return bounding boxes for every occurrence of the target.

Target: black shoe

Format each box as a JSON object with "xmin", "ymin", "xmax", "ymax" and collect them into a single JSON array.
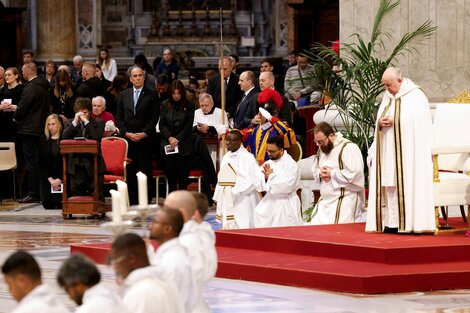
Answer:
[
  {"xmin": 18, "ymin": 195, "xmax": 40, "ymax": 203},
  {"xmin": 383, "ymin": 227, "xmax": 398, "ymax": 234}
]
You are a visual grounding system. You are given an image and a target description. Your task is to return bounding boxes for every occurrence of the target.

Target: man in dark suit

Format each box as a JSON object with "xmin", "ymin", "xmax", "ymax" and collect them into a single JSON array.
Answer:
[
  {"xmin": 233, "ymin": 71, "xmax": 259, "ymax": 129},
  {"xmin": 62, "ymin": 97, "xmax": 106, "ymax": 198},
  {"xmin": 11, "ymin": 62, "xmax": 51, "ymax": 203},
  {"xmin": 116, "ymin": 66, "xmax": 159, "ymax": 205},
  {"xmin": 76, "ymin": 63, "xmax": 105, "ymax": 100},
  {"xmin": 206, "ymin": 56, "xmax": 243, "ymax": 120}
]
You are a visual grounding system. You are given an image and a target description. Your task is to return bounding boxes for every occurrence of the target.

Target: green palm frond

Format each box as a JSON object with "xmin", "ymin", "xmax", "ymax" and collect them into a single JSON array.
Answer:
[{"xmin": 305, "ymin": 0, "xmax": 435, "ymax": 152}]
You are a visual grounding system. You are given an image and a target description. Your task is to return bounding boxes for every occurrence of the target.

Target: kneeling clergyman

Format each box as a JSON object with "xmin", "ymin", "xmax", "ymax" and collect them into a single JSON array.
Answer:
[
  {"xmin": 213, "ymin": 130, "xmax": 262, "ymax": 229},
  {"xmin": 309, "ymin": 122, "xmax": 366, "ymax": 225}
]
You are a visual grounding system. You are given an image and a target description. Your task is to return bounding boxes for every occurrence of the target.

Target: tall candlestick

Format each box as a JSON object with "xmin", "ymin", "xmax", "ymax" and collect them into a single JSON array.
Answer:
[
  {"xmin": 136, "ymin": 172, "xmax": 148, "ymax": 207},
  {"xmin": 110, "ymin": 190, "xmax": 122, "ymax": 222},
  {"xmin": 116, "ymin": 180, "xmax": 128, "ymax": 215}
]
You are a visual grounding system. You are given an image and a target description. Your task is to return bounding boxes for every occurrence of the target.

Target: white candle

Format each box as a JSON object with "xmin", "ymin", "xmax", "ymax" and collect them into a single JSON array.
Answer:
[
  {"xmin": 110, "ymin": 190, "xmax": 122, "ymax": 222},
  {"xmin": 136, "ymin": 172, "xmax": 148, "ymax": 207},
  {"xmin": 116, "ymin": 180, "xmax": 128, "ymax": 215}
]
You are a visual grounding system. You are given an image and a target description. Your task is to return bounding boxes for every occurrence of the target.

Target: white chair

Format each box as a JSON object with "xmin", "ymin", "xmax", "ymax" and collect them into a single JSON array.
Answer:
[
  {"xmin": 0, "ymin": 142, "xmax": 17, "ymax": 201},
  {"xmin": 432, "ymin": 103, "xmax": 470, "ymax": 233}
]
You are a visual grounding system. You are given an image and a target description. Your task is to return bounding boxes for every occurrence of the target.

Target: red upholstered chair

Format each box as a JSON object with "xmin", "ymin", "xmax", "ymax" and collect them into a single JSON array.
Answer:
[
  {"xmin": 188, "ymin": 170, "xmax": 203, "ymax": 192},
  {"xmin": 101, "ymin": 137, "xmax": 130, "ymax": 184},
  {"xmin": 152, "ymin": 161, "xmax": 168, "ymax": 202}
]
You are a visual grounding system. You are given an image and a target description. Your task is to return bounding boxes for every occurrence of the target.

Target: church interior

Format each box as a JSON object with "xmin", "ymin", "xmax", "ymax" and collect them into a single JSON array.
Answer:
[{"xmin": 1, "ymin": 0, "xmax": 470, "ymax": 312}]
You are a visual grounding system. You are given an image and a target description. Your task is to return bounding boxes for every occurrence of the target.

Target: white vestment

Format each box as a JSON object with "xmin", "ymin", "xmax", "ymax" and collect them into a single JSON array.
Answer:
[
  {"xmin": 199, "ymin": 221, "xmax": 218, "ymax": 282},
  {"xmin": 123, "ymin": 266, "xmax": 184, "ymax": 313},
  {"xmin": 193, "ymin": 107, "xmax": 228, "ymax": 168},
  {"xmin": 180, "ymin": 220, "xmax": 217, "ymax": 313},
  {"xmin": 366, "ymin": 78, "xmax": 435, "ymax": 233},
  {"xmin": 76, "ymin": 283, "xmax": 129, "ymax": 313},
  {"xmin": 310, "ymin": 133, "xmax": 366, "ymax": 225},
  {"xmin": 11, "ymin": 284, "xmax": 71, "ymax": 313},
  {"xmin": 254, "ymin": 152, "xmax": 303, "ymax": 227},
  {"xmin": 149, "ymin": 238, "xmax": 198, "ymax": 313},
  {"xmin": 213, "ymin": 146, "xmax": 262, "ymax": 228}
]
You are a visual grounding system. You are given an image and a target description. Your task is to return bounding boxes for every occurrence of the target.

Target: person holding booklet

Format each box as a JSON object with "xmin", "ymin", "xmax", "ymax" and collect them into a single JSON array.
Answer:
[
  {"xmin": 159, "ymin": 80, "xmax": 196, "ymax": 192},
  {"xmin": 38, "ymin": 114, "xmax": 63, "ymax": 210}
]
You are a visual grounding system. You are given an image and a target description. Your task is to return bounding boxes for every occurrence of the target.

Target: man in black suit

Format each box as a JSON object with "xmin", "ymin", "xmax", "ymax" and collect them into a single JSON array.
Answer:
[
  {"xmin": 206, "ymin": 56, "xmax": 243, "ymax": 120},
  {"xmin": 76, "ymin": 63, "xmax": 105, "ymax": 100},
  {"xmin": 116, "ymin": 66, "xmax": 159, "ymax": 205},
  {"xmin": 233, "ymin": 71, "xmax": 259, "ymax": 129},
  {"xmin": 11, "ymin": 62, "xmax": 51, "ymax": 203},
  {"xmin": 62, "ymin": 97, "xmax": 106, "ymax": 198}
]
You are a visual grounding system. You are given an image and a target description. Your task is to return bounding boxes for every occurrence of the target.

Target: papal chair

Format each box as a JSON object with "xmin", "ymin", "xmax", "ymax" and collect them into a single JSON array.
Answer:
[
  {"xmin": 286, "ymin": 141, "xmax": 303, "ymax": 161},
  {"xmin": 0, "ymin": 142, "xmax": 17, "ymax": 201},
  {"xmin": 432, "ymin": 103, "xmax": 470, "ymax": 233}
]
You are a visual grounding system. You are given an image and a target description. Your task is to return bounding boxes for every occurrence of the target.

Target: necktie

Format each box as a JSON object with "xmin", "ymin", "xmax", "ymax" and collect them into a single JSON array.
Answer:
[
  {"xmin": 134, "ymin": 89, "xmax": 140, "ymax": 114},
  {"xmin": 224, "ymin": 78, "xmax": 228, "ymax": 93}
]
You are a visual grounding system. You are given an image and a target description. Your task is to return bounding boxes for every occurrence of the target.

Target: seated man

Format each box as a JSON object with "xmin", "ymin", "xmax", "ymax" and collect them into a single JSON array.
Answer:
[
  {"xmin": 91, "ymin": 96, "xmax": 117, "ymax": 137},
  {"xmin": 254, "ymin": 135, "xmax": 303, "ymax": 228},
  {"xmin": 309, "ymin": 122, "xmax": 366, "ymax": 225},
  {"xmin": 2, "ymin": 250, "xmax": 71, "ymax": 313},
  {"xmin": 57, "ymin": 253, "xmax": 129, "ymax": 313},
  {"xmin": 213, "ymin": 130, "xmax": 262, "ymax": 229},
  {"xmin": 62, "ymin": 97, "xmax": 106, "ymax": 198},
  {"xmin": 284, "ymin": 54, "xmax": 321, "ymax": 107}
]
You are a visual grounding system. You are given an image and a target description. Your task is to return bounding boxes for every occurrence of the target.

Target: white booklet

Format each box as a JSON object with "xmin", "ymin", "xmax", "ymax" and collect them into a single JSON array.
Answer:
[
  {"xmin": 164, "ymin": 144, "xmax": 179, "ymax": 155},
  {"xmin": 51, "ymin": 183, "xmax": 64, "ymax": 193}
]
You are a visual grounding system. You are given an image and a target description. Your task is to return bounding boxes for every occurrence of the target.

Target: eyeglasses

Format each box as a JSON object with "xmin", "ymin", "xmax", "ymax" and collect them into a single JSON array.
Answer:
[
  {"xmin": 314, "ymin": 137, "xmax": 329, "ymax": 146},
  {"xmin": 107, "ymin": 254, "xmax": 127, "ymax": 266},
  {"xmin": 266, "ymin": 149, "xmax": 281, "ymax": 154}
]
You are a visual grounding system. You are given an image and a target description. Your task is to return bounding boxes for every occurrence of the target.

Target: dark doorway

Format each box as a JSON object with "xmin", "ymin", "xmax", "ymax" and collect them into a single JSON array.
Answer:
[{"xmin": 0, "ymin": 7, "xmax": 25, "ymax": 68}]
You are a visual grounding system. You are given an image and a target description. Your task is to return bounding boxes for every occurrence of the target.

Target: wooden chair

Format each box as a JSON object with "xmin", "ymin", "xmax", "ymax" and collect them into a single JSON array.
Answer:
[{"xmin": 0, "ymin": 142, "xmax": 17, "ymax": 201}]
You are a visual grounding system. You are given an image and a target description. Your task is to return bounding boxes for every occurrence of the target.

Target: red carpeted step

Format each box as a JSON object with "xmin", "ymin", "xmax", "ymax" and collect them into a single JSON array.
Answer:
[
  {"xmin": 215, "ymin": 222, "xmax": 470, "ymax": 264},
  {"xmin": 216, "ymin": 246, "xmax": 470, "ymax": 293}
]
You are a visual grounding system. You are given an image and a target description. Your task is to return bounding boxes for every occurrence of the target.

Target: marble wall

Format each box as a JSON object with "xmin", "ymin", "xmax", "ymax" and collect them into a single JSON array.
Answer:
[{"xmin": 340, "ymin": 0, "xmax": 470, "ymax": 102}]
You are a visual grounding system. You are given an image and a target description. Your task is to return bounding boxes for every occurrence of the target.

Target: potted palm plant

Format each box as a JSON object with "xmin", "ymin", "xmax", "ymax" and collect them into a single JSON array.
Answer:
[{"xmin": 305, "ymin": 0, "xmax": 436, "ymax": 152}]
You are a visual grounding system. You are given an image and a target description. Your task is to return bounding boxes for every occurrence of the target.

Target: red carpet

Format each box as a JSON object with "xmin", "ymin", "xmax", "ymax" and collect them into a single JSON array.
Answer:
[{"xmin": 71, "ymin": 219, "xmax": 470, "ymax": 294}]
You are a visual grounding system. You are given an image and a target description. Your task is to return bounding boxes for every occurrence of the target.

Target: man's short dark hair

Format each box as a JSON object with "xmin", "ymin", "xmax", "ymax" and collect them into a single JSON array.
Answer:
[
  {"xmin": 156, "ymin": 74, "xmax": 170, "ymax": 85},
  {"xmin": 266, "ymin": 135, "xmax": 284, "ymax": 149},
  {"xmin": 161, "ymin": 207, "xmax": 184, "ymax": 237},
  {"xmin": 74, "ymin": 97, "xmax": 93, "ymax": 113},
  {"xmin": 23, "ymin": 49, "xmax": 34, "ymax": 57},
  {"xmin": 111, "ymin": 233, "xmax": 147, "ymax": 257},
  {"xmin": 229, "ymin": 54, "xmax": 239, "ymax": 63},
  {"xmin": 228, "ymin": 129, "xmax": 243, "ymax": 141},
  {"xmin": 191, "ymin": 191, "xmax": 209, "ymax": 218},
  {"xmin": 313, "ymin": 122, "xmax": 335, "ymax": 137},
  {"xmin": 57, "ymin": 253, "xmax": 100, "ymax": 289},
  {"xmin": 1, "ymin": 250, "xmax": 41, "ymax": 280}
]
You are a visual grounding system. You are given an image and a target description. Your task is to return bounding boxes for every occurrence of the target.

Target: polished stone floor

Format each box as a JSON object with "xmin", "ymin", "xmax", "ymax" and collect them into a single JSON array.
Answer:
[{"xmin": 0, "ymin": 201, "xmax": 470, "ymax": 312}]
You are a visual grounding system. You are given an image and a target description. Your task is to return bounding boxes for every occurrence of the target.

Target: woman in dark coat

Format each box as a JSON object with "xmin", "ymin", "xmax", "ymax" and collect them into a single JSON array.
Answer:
[
  {"xmin": 159, "ymin": 80, "xmax": 195, "ymax": 192},
  {"xmin": 38, "ymin": 114, "xmax": 63, "ymax": 210}
]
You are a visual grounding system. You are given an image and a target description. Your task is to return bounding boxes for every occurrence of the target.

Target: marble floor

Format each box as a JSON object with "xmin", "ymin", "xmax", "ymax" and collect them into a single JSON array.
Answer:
[{"xmin": 0, "ymin": 201, "xmax": 470, "ymax": 312}]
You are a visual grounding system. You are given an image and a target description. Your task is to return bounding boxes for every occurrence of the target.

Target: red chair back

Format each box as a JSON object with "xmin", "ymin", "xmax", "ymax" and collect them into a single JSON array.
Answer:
[{"xmin": 101, "ymin": 137, "xmax": 128, "ymax": 178}]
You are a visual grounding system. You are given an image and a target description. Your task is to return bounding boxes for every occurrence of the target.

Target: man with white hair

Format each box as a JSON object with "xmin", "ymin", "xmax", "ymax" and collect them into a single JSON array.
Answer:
[
  {"xmin": 71, "ymin": 55, "xmax": 84, "ymax": 85},
  {"xmin": 366, "ymin": 67, "xmax": 435, "ymax": 233}
]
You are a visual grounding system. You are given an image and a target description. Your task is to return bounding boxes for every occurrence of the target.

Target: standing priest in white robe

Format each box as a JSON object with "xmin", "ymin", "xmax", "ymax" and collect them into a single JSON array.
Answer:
[
  {"xmin": 254, "ymin": 135, "xmax": 303, "ymax": 227},
  {"xmin": 213, "ymin": 130, "xmax": 262, "ymax": 228},
  {"xmin": 309, "ymin": 122, "xmax": 366, "ymax": 225},
  {"xmin": 366, "ymin": 67, "xmax": 435, "ymax": 233}
]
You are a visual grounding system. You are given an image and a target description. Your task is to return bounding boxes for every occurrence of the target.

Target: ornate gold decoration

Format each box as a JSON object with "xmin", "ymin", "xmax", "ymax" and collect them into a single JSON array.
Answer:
[{"xmin": 447, "ymin": 89, "xmax": 470, "ymax": 103}]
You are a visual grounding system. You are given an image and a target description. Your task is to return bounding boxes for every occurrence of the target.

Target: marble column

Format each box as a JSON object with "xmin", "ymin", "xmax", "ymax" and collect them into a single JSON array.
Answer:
[{"xmin": 36, "ymin": 0, "xmax": 76, "ymax": 61}]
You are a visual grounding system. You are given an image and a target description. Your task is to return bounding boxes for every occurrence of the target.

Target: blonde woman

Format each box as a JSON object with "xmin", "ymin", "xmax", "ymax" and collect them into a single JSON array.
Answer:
[
  {"xmin": 38, "ymin": 114, "xmax": 63, "ymax": 210},
  {"xmin": 97, "ymin": 47, "xmax": 117, "ymax": 81}
]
